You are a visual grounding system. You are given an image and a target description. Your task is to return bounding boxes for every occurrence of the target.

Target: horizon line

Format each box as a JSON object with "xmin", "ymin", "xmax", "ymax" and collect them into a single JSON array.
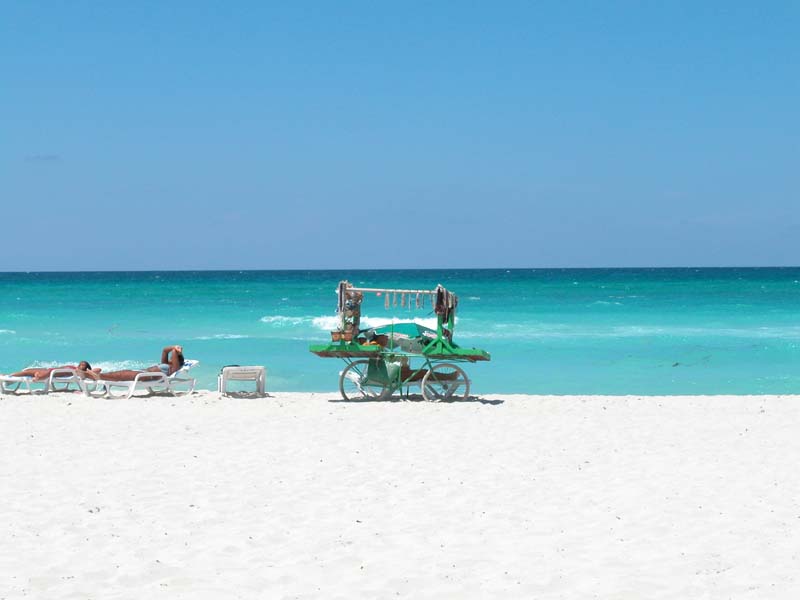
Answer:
[{"xmin": 2, "ymin": 265, "xmax": 800, "ymax": 274}]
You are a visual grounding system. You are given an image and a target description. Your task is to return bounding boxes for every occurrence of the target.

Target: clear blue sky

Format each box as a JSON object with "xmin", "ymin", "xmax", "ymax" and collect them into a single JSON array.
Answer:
[{"xmin": 1, "ymin": 2, "xmax": 798, "ymax": 270}]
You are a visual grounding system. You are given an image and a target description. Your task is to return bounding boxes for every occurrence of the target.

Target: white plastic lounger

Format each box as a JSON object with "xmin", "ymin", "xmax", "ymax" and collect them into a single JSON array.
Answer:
[
  {"xmin": 1, "ymin": 368, "xmax": 84, "ymax": 395},
  {"xmin": 47, "ymin": 368, "xmax": 86, "ymax": 393},
  {"xmin": 218, "ymin": 366, "xmax": 266, "ymax": 396},
  {"xmin": 0, "ymin": 375, "xmax": 41, "ymax": 395},
  {"xmin": 166, "ymin": 359, "xmax": 198, "ymax": 396},
  {"xmin": 86, "ymin": 360, "xmax": 198, "ymax": 399},
  {"xmin": 86, "ymin": 371, "xmax": 168, "ymax": 399}
]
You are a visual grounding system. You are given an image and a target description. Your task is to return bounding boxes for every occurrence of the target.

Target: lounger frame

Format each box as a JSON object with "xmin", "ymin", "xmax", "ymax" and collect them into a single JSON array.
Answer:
[{"xmin": 85, "ymin": 361, "xmax": 198, "ymax": 399}]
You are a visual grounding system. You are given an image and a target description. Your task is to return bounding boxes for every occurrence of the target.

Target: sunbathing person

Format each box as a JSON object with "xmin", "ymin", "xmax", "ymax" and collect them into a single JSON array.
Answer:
[
  {"xmin": 158, "ymin": 345, "xmax": 186, "ymax": 375},
  {"xmin": 83, "ymin": 345, "xmax": 186, "ymax": 382},
  {"xmin": 83, "ymin": 369, "xmax": 162, "ymax": 382},
  {"xmin": 10, "ymin": 361, "xmax": 96, "ymax": 381}
]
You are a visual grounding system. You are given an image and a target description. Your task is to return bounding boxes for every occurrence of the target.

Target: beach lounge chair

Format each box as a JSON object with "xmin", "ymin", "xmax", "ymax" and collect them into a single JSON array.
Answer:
[
  {"xmin": 48, "ymin": 368, "xmax": 87, "ymax": 393},
  {"xmin": 85, "ymin": 360, "xmax": 198, "ymax": 399},
  {"xmin": 0, "ymin": 375, "xmax": 42, "ymax": 395},
  {"xmin": 168, "ymin": 359, "xmax": 198, "ymax": 395},
  {"xmin": 1, "ymin": 367, "xmax": 85, "ymax": 395},
  {"xmin": 217, "ymin": 365, "xmax": 266, "ymax": 396}
]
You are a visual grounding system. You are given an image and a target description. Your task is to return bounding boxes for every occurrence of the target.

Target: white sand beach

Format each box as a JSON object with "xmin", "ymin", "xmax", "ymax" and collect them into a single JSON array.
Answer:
[{"xmin": 2, "ymin": 391, "xmax": 799, "ymax": 599}]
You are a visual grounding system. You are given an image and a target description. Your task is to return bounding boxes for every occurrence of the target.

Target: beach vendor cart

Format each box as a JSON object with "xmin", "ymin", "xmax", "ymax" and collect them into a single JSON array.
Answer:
[{"xmin": 310, "ymin": 281, "xmax": 490, "ymax": 401}]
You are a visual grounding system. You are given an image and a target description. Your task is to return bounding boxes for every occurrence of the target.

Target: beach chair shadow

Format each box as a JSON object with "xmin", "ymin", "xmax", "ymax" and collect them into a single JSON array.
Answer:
[{"xmin": 218, "ymin": 390, "xmax": 272, "ymax": 399}]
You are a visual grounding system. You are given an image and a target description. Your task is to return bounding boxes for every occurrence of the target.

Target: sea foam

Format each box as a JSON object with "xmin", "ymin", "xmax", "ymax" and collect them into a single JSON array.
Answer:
[
  {"xmin": 259, "ymin": 314, "xmax": 448, "ymax": 332},
  {"xmin": 260, "ymin": 315, "xmax": 310, "ymax": 327},
  {"xmin": 24, "ymin": 360, "xmax": 147, "ymax": 371}
]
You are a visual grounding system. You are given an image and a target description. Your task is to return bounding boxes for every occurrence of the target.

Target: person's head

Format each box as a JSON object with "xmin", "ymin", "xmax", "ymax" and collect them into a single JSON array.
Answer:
[
  {"xmin": 77, "ymin": 361, "xmax": 92, "ymax": 371},
  {"xmin": 175, "ymin": 347, "xmax": 185, "ymax": 366}
]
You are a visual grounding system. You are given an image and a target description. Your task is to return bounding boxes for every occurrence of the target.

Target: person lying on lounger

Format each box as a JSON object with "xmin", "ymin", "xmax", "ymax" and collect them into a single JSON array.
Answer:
[
  {"xmin": 141, "ymin": 344, "xmax": 186, "ymax": 376},
  {"xmin": 82, "ymin": 345, "xmax": 186, "ymax": 382},
  {"xmin": 10, "ymin": 361, "xmax": 97, "ymax": 381}
]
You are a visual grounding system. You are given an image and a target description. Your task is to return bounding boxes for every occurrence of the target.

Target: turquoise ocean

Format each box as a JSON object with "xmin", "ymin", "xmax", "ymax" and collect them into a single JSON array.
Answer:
[{"xmin": 1, "ymin": 268, "xmax": 799, "ymax": 394}]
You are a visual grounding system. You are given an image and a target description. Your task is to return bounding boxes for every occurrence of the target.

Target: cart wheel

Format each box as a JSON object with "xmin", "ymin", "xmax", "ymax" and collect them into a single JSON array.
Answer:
[
  {"xmin": 339, "ymin": 360, "xmax": 389, "ymax": 401},
  {"xmin": 421, "ymin": 363, "xmax": 470, "ymax": 402}
]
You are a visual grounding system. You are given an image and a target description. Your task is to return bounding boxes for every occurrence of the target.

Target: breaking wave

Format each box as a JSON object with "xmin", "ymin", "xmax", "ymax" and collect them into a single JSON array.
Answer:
[
  {"xmin": 457, "ymin": 324, "xmax": 800, "ymax": 340},
  {"xmin": 260, "ymin": 316, "xmax": 309, "ymax": 326},
  {"xmin": 25, "ymin": 360, "xmax": 148, "ymax": 371},
  {"xmin": 260, "ymin": 314, "xmax": 447, "ymax": 332},
  {"xmin": 310, "ymin": 316, "xmax": 340, "ymax": 330},
  {"xmin": 257, "ymin": 313, "xmax": 800, "ymax": 343},
  {"xmin": 91, "ymin": 360, "xmax": 151, "ymax": 371}
]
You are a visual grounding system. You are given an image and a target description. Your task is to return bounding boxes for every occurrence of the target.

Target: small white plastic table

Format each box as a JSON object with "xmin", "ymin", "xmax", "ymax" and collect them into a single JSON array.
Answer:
[{"xmin": 218, "ymin": 366, "xmax": 267, "ymax": 396}]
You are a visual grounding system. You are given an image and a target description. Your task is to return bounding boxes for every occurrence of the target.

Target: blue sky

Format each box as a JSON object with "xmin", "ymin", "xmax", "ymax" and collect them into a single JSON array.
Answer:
[{"xmin": 1, "ymin": 2, "xmax": 798, "ymax": 270}]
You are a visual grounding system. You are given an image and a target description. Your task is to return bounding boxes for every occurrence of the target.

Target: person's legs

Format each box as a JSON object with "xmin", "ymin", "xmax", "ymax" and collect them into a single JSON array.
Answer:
[
  {"xmin": 12, "ymin": 368, "xmax": 53, "ymax": 381},
  {"xmin": 10, "ymin": 369, "xmax": 37, "ymax": 377},
  {"xmin": 32, "ymin": 369, "xmax": 53, "ymax": 381},
  {"xmin": 97, "ymin": 370, "xmax": 145, "ymax": 382}
]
